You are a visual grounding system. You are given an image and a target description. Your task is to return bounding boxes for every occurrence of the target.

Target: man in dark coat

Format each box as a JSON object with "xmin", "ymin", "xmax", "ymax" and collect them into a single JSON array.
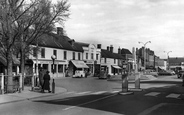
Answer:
[{"xmin": 43, "ymin": 71, "xmax": 51, "ymax": 93}]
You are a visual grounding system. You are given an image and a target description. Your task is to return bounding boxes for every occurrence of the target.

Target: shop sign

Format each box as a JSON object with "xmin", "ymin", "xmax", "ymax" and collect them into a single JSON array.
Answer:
[{"xmin": 86, "ymin": 60, "xmax": 94, "ymax": 64}]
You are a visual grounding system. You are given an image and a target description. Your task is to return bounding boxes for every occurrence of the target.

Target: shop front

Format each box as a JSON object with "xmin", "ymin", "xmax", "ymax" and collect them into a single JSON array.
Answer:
[{"xmin": 68, "ymin": 60, "xmax": 89, "ymax": 77}]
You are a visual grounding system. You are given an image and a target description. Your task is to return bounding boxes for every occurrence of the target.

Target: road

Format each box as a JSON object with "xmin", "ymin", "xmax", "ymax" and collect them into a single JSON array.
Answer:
[{"xmin": 0, "ymin": 75, "xmax": 184, "ymax": 115}]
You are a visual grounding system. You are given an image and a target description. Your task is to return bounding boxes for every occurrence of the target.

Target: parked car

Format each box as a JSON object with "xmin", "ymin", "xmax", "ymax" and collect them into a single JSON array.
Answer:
[
  {"xmin": 177, "ymin": 70, "xmax": 184, "ymax": 78},
  {"xmin": 73, "ymin": 70, "xmax": 86, "ymax": 78},
  {"xmin": 158, "ymin": 70, "xmax": 173, "ymax": 76}
]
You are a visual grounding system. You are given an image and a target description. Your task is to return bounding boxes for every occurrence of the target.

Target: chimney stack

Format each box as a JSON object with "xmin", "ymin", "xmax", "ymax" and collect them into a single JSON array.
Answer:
[
  {"xmin": 97, "ymin": 44, "xmax": 101, "ymax": 49},
  {"xmin": 118, "ymin": 47, "xmax": 121, "ymax": 54},
  {"xmin": 57, "ymin": 27, "xmax": 63, "ymax": 35},
  {"xmin": 110, "ymin": 45, "xmax": 113, "ymax": 53},
  {"xmin": 107, "ymin": 46, "xmax": 110, "ymax": 51}
]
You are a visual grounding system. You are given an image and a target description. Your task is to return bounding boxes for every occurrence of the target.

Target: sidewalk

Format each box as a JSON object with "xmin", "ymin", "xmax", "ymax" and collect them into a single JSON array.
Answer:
[{"xmin": 0, "ymin": 86, "xmax": 67, "ymax": 105}]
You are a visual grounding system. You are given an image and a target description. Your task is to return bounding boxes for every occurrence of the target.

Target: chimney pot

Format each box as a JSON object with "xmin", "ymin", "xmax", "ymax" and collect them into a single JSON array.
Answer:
[{"xmin": 57, "ymin": 27, "xmax": 63, "ymax": 35}]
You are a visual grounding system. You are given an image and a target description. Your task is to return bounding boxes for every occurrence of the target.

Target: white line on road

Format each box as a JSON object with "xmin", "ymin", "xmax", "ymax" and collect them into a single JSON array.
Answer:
[
  {"xmin": 91, "ymin": 91, "xmax": 107, "ymax": 95},
  {"xmin": 145, "ymin": 92, "xmax": 160, "ymax": 97},
  {"xmin": 137, "ymin": 103, "xmax": 166, "ymax": 115},
  {"xmin": 76, "ymin": 91, "xmax": 91, "ymax": 95},
  {"xmin": 62, "ymin": 93, "xmax": 117, "ymax": 111},
  {"xmin": 166, "ymin": 93, "xmax": 180, "ymax": 99}
]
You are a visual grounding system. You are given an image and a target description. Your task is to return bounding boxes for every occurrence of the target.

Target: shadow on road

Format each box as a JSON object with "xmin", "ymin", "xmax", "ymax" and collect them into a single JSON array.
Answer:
[{"xmin": 33, "ymin": 84, "xmax": 184, "ymax": 115}]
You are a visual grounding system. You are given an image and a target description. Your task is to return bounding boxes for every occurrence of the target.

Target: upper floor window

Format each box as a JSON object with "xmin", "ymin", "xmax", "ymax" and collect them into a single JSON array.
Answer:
[
  {"xmin": 33, "ymin": 47, "xmax": 37, "ymax": 57},
  {"xmin": 78, "ymin": 53, "xmax": 81, "ymax": 60},
  {"xmin": 86, "ymin": 53, "xmax": 88, "ymax": 60},
  {"xmin": 64, "ymin": 51, "xmax": 67, "ymax": 60},
  {"xmin": 73, "ymin": 52, "xmax": 75, "ymax": 60},
  {"xmin": 91, "ymin": 53, "xmax": 94, "ymax": 60},
  {"xmin": 41, "ymin": 48, "xmax": 45, "ymax": 58},
  {"xmin": 114, "ymin": 59, "xmax": 116, "ymax": 64},
  {"xmin": 53, "ymin": 50, "xmax": 57, "ymax": 59},
  {"xmin": 96, "ymin": 54, "xmax": 98, "ymax": 60},
  {"xmin": 105, "ymin": 58, "xmax": 107, "ymax": 63}
]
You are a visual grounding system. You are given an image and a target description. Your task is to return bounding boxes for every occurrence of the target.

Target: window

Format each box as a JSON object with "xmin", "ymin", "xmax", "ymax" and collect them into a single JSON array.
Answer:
[
  {"xmin": 41, "ymin": 48, "xmax": 45, "ymax": 58},
  {"xmin": 114, "ymin": 59, "xmax": 116, "ymax": 64},
  {"xmin": 86, "ymin": 53, "xmax": 88, "ymax": 59},
  {"xmin": 64, "ymin": 51, "xmax": 67, "ymax": 60},
  {"xmin": 73, "ymin": 52, "xmax": 75, "ymax": 60},
  {"xmin": 58, "ymin": 64, "xmax": 63, "ymax": 73},
  {"xmin": 91, "ymin": 53, "xmax": 94, "ymax": 60},
  {"xmin": 96, "ymin": 54, "xmax": 98, "ymax": 60},
  {"xmin": 53, "ymin": 50, "xmax": 57, "ymax": 59},
  {"xmin": 78, "ymin": 53, "xmax": 81, "ymax": 60},
  {"xmin": 105, "ymin": 58, "xmax": 107, "ymax": 63},
  {"xmin": 33, "ymin": 47, "xmax": 37, "ymax": 57}
]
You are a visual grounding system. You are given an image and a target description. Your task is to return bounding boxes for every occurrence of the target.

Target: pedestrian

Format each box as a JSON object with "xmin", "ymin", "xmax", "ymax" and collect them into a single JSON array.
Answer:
[
  {"xmin": 39, "ymin": 68, "xmax": 44, "ymax": 91},
  {"xmin": 42, "ymin": 71, "xmax": 51, "ymax": 93}
]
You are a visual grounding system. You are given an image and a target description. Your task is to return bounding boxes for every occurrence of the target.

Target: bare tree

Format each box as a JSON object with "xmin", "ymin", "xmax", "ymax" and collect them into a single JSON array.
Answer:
[{"xmin": 0, "ymin": 0, "xmax": 70, "ymax": 92}]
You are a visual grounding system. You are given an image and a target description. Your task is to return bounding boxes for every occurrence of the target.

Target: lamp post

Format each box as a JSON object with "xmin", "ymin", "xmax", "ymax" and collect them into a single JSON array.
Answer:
[
  {"xmin": 51, "ymin": 55, "xmax": 56, "ymax": 93},
  {"xmin": 164, "ymin": 51, "xmax": 172, "ymax": 70},
  {"xmin": 138, "ymin": 41, "xmax": 151, "ymax": 70}
]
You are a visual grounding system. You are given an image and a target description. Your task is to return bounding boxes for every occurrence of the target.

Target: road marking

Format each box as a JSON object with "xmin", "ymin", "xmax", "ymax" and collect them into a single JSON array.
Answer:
[
  {"xmin": 62, "ymin": 93, "xmax": 117, "ymax": 111},
  {"xmin": 91, "ymin": 91, "xmax": 107, "ymax": 95},
  {"xmin": 166, "ymin": 93, "xmax": 180, "ymax": 99},
  {"xmin": 145, "ymin": 92, "xmax": 160, "ymax": 97},
  {"xmin": 137, "ymin": 103, "xmax": 166, "ymax": 115},
  {"xmin": 111, "ymin": 90, "xmax": 120, "ymax": 93},
  {"xmin": 76, "ymin": 91, "xmax": 91, "ymax": 95}
]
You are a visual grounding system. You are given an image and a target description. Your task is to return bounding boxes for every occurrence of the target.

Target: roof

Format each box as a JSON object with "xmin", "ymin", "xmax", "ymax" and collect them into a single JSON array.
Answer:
[
  {"xmin": 101, "ymin": 49, "xmax": 125, "ymax": 59},
  {"xmin": 75, "ymin": 42, "xmax": 89, "ymax": 47},
  {"xmin": 32, "ymin": 33, "xmax": 83, "ymax": 52},
  {"xmin": 120, "ymin": 48, "xmax": 132, "ymax": 55},
  {"xmin": 169, "ymin": 57, "xmax": 184, "ymax": 64}
]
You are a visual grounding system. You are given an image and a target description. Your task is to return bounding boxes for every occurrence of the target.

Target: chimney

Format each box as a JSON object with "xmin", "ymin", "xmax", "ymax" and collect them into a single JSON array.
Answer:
[
  {"xmin": 110, "ymin": 45, "xmax": 113, "ymax": 53},
  {"xmin": 97, "ymin": 44, "xmax": 101, "ymax": 49},
  {"xmin": 107, "ymin": 46, "xmax": 110, "ymax": 51},
  {"xmin": 57, "ymin": 27, "xmax": 63, "ymax": 35},
  {"xmin": 118, "ymin": 47, "xmax": 121, "ymax": 54}
]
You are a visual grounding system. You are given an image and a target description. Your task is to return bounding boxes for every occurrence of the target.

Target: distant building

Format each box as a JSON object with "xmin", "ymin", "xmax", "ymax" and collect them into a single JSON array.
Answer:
[{"xmin": 169, "ymin": 57, "xmax": 184, "ymax": 70}]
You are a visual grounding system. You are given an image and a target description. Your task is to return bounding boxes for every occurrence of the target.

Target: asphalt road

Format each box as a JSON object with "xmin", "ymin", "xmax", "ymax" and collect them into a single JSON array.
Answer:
[{"xmin": 0, "ymin": 75, "xmax": 184, "ymax": 115}]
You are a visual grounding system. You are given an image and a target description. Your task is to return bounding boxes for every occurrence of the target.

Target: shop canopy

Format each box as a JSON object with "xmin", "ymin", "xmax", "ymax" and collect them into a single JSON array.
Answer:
[
  {"xmin": 112, "ymin": 65, "xmax": 122, "ymax": 69},
  {"xmin": 71, "ymin": 60, "xmax": 89, "ymax": 68}
]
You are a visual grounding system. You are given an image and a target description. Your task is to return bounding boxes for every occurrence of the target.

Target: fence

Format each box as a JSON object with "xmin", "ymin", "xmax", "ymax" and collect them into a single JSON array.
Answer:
[{"xmin": 0, "ymin": 73, "xmax": 36, "ymax": 94}]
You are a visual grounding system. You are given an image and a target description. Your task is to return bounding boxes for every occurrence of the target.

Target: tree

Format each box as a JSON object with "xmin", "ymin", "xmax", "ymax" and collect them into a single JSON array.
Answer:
[{"xmin": 0, "ymin": 0, "xmax": 70, "ymax": 92}]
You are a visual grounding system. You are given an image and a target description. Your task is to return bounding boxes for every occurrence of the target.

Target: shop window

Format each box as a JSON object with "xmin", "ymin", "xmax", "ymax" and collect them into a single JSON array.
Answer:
[{"xmin": 58, "ymin": 64, "xmax": 63, "ymax": 73}]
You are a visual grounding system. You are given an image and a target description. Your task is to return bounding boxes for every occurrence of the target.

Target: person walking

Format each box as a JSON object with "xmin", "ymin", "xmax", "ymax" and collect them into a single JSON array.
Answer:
[
  {"xmin": 42, "ymin": 71, "xmax": 51, "ymax": 93},
  {"xmin": 39, "ymin": 68, "xmax": 44, "ymax": 91}
]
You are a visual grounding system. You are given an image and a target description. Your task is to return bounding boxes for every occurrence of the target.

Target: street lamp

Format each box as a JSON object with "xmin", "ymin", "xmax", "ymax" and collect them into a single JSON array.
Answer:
[
  {"xmin": 138, "ymin": 41, "xmax": 151, "ymax": 70},
  {"xmin": 51, "ymin": 55, "xmax": 56, "ymax": 93},
  {"xmin": 164, "ymin": 51, "xmax": 172, "ymax": 70}
]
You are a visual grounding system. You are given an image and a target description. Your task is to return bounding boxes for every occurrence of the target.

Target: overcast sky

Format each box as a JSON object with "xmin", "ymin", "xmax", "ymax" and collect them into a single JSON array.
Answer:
[{"xmin": 54, "ymin": 0, "xmax": 184, "ymax": 59}]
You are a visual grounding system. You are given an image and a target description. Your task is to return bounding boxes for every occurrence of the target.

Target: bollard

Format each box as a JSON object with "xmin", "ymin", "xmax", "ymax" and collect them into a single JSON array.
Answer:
[
  {"xmin": 135, "ymin": 72, "xmax": 140, "ymax": 89},
  {"xmin": 52, "ymin": 79, "xmax": 55, "ymax": 93},
  {"xmin": 19, "ymin": 73, "xmax": 22, "ymax": 93},
  {"xmin": 31, "ymin": 74, "xmax": 35, "ymax": 91},
  {"xmin": 1, "ymin": 73, "xmax": 4, "ymax": 94}
]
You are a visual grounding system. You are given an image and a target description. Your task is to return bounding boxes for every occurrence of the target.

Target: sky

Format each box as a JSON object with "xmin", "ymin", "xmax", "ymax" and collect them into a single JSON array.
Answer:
[{"xmin": 53, "ymin": 0, "xmax": 184, "ymax": 59}]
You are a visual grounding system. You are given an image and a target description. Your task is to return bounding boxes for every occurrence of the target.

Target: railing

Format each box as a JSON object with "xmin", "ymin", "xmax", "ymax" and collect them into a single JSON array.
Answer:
[{"xmin": 0, "ymin": 73, "xmax": 36, "ymax": 94}]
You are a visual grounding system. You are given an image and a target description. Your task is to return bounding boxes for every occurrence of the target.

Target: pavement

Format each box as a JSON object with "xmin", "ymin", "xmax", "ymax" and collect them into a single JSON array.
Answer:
[{"xmin": 0, "ymin": 86, "xmax": 67, "ymax": 105}]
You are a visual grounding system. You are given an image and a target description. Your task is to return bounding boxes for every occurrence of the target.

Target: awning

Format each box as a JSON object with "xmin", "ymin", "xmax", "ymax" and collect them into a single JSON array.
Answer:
[
  {"xmin": 112, "ymin": 65, "xmax": 122, "ymax": 69},
  {"xmin": 71, "ymin": 60, "xmax": 89, "ymax": 68}
]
